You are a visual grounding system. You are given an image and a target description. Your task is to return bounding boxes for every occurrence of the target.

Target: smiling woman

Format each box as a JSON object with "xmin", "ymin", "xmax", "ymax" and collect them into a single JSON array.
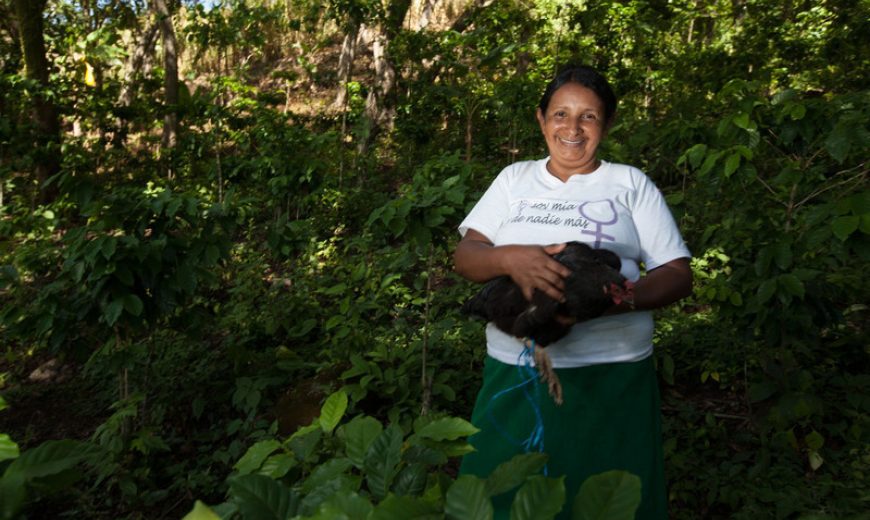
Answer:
[
  {"xmin": 536, "ymin": 82, "xmax": 608, "ymax": 180},
  {"xmin": 453, "ymin": 64, "xmax": 692, "ymax": 520}
]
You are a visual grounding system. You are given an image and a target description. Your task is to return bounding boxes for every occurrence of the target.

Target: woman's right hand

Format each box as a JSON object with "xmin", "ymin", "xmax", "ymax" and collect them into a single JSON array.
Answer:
[
  {"xmin": 453, "ymin": 230, "xmax": 571, "ymax": 302},
  {"xmin": 500, "ymin": 243, "xmax": 570, "ymax": 302}
]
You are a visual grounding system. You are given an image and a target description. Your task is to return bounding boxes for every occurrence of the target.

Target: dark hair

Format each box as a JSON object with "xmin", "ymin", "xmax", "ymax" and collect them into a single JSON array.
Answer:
[{"xmin": 538, "ymin": 65, "xmax": 617, "ymax": 126}]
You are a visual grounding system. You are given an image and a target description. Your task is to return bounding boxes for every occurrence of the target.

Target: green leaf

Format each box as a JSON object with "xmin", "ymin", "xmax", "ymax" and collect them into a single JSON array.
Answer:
[
  {"xmin": 445, "ymin": 475, "xmax": 493, "ymax": 520},
  {"xmin": 301, "ymin": 458, "xmax": 354, "ymax": 494},
  {"xmin": 805, "ymin": 430, "xmax": 825, "ymax": 451},
  {"xmin": 370, "ymin": 494, "xmax": 441, "ymax": 520},
  {"xmin": 228, "ymin": 474, "xmax": 300, "ymax": 520},
  {"xmin": 312, "ymin": 490, "xmax": 373, "ymax": 520},
  {"xmin": 320, "ymin": 391, "xmax": 349, "ymax": 434},
  {"xmin": 122, "ymin": 294, "xmax": 143, "ymax": 317},
  {"xmin": 104, "ymin": 299, "xmax": 123, "ymax": 326},
  {"xmin": 0, "ymin": 396, "xmax": 7, "ymax": 412},
  {"xmin": 414, "ymin": 417, "xmax": 479, "ymax": 442},
  {"xmin": 0, "ymin": 472, "xmax": 26, "ymax": 520},
  {"xmin": 733, "ymin": 112, "xmax": 751, "ymax": 130},
  {"xmin": 723, "ymin": 153, "xmax": 741, "ymax": 177},
  {"xmin": 748, "ymin": 380, "xmax": 777, "ymax": 403},
  {"xmin": 808, "ymin": 450, "xmax": 824, "ymax": 471},
  {"xmin": 825, "ymin": 121, "xmax": 851, "ymax": 163},
  {"xmin": 259, "ymin": 453, "xmax": 297, "ymax": 479},
  {"xmin": 234, "ymin": 440, "xmax": 282, "ymax": 475},
  {"xmin": 778, "ymin": 274, "xmax": 805, "ymax": 299},
  {"xmin": 364, "ymin": 425, "xmax": 403, "ymax": 500},
  {"xmin": 4, "ymin": 440, "xmax": 96, "ymax": 481},
  {"xmin": 340, "ymin": 415, "xmax": 383, "ymax": 469},
  {"xmin": 181, "ymin": 500, "xmax": 221, "ymax": 520},
  {"xmin": 756, "ymin": 279, "xmax": 777, "ymax": 304},
  {"xmin": 392, "ymin": 463, "xmax": 428, "ymax": 497},
  {"xmin": 510, "ymin": 475, "xmax": 565, "ymax": 520},
  {"xmin": 681, "ymin": 143, "xmax": 707, "ymax": 169},
  {"xmin": 485, "ymin": 453, "xmax": 548, "ymax": 497},
  {"xmin": 572, "ymin": 470, "xmax": 641, "ymax": 520},
  {"xmin": 831, "ymin": 216, "xmax": 859, "ymax": 241},
  {"xmin": 772, "ymin": 241, "xmax": 792, "ymax": 270},
  {"xmin": 323, "ymin": 283, "xmax": 348, "ymax": 296},
  {"xmin": 287, "ymin": 425, "xmax": 322, "ymax": 462},
  {"xmin": 0, "ymin": 434, "xmax": 20, "ymax": 462}
]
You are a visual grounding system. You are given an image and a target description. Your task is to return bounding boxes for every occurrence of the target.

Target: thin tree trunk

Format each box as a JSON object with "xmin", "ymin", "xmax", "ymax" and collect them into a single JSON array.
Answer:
[
  {"xmin": 359, "ymin": 26, "xmax": 397, "ymax": 155},
  {"xmin": 332, "ymin": 25, "xmax": 359, "ymax": 110},
  {"xmin": 115, "ymin": 20, "xmax": 159, "ymax": 146},
  {"xmin": 152, "ymin": 0, "xmax": 178, "ymax": 170},
  {"xmin": 12, "ymin": 0, "xmax": 60, "ymax": 205}
]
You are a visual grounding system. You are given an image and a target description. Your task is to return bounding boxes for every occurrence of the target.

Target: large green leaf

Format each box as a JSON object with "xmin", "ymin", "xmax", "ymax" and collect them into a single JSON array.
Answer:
[
  {"xmin": 320, "ymin": 391, "xmax": 349, "ymax": 434},
  {"xmin": 259, "ymin": 453, "xmax": 297, "ymax": 479},
  {"xmin": 229, "ymin": 474, "xmax": 300, "ymax": 520},
  {"xmin": 485, "ymin": 453, "xmax": 548, "ymax": 497},
  {"xmin": 0, "ymin": 435, "xmax": 19, "ymax": 463},
  {"xmin": 510, "ymin": 475, "xmax": 565, "ymax": 520},
  {"xmin": 445, "ymin": 474, "xmax": 493, "ymax": 520},
  {"xmin": 831, "ymin": 216, "xmax": 859, "ymax": 241},
  {"xmin": 572, "ymin": 470, "xmax": 641, "ymax": 520},
  {"xmin": 301, "ymin": 458, "xmax": 354, "ymax": 493},
  {"xmin": 310, "ymin": 490, "xmax": 373, "ymax": 520},
  {"xmin": 0, "ymin": 472, "xmax": 26, "ymax": 520},
  {"xmin": 370, "ymin": 494, "xmax": 441, "ymax": 520},
  {"xmin": 392, "ymin": 463, "xmax": 428, "ymax": 497},
  {"xmin": 341, "ymin": 415, "xmax": 383, "ymax": 469},
  {"xmin": 414, "ymin": 417, "xmax": 479, "ymax": 442},
  {"xmin": 181, "ymin": 500, "xmax": 221, "ymax": 520},
  {"xmin": 234, "ymin": 440, "xmax": 282, "ymax": 475},
  {"xmin": 3, "ymin": 440, "xmax": 96, "ymax": 481},
  {"xmin": 364, "ymin": 425, "xmax": 403, "ymax": 500}
]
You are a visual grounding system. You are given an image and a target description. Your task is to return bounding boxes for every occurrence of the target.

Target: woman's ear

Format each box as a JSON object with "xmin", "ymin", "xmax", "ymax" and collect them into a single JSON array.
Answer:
[{"xmin": 536, "ymin": 108, "xmax": 546, "ymax": 130}]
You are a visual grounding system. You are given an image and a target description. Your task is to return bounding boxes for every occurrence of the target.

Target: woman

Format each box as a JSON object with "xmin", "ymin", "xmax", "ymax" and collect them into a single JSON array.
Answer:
[{"xmin": 454, "ymin": 65, "xmax": 692, "ymax": 519}]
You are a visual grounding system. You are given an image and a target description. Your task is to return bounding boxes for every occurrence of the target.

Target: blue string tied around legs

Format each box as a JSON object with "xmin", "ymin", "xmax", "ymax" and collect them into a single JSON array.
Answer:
[{"xmin": 485, "ymin": 338, "xmax": 548, "ymax": 475}]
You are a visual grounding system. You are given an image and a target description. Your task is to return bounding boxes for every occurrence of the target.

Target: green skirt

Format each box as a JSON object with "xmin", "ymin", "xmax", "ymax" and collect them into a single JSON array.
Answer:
[{"xmin": 459, "ymin": 355, "xmax": 667, "ymax": 519}]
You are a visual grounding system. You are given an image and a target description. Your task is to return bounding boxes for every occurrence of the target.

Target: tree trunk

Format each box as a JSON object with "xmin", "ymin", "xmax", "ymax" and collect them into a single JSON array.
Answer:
[
  {"xmin": 152, "ymin": 0, "xmax": 178, "ymax": 166},
  {"xmin": 12, "ymin": 0, "xmax": 60, "ymax": 205},
  {"xmin": 114, "ymin": 20, "xmax": 159, "ymax": 146},
  {"xmin": 332, "ymin": 24, "xmax": 359, "ymax": 110}
]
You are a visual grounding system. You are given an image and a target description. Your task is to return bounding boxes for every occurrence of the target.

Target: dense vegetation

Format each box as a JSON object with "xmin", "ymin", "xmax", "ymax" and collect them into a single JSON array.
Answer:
[{"xmin": 1, "ymin": 0, "xmax": 868, "ymax": 518}]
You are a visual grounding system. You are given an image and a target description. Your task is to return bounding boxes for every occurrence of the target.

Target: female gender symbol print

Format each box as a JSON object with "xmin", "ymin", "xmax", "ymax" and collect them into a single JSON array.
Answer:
[{"xmin": 578, "ymin": 200, "xmax": 618, "ymax": 248}]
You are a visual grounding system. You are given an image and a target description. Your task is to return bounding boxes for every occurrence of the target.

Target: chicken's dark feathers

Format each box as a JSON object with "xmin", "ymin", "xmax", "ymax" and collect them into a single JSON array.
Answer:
[{"xmin": 462, "ymin": 242, "xmax": 628, "ymax": 347}]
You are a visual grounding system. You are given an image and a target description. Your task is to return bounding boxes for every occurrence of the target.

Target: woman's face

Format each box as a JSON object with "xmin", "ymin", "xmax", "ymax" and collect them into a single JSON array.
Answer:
[{"xmin": 536, "ymin": 82, "xmax": 607, "ymax": 181}]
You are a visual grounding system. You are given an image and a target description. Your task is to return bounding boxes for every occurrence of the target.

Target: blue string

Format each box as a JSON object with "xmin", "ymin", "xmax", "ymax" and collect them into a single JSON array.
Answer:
[{"xmin": 485, "ymin": 339, "xmax": 548, "ymax": 475}]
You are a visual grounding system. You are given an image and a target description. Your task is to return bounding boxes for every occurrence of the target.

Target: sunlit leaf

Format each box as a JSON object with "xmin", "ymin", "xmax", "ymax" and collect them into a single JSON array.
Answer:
[
  {"xmin": 235, "ymin": 440, "xmax": 282, "ymax": 475},
  {"xmin": 181, "ymin": 500, "xmax": 221, "ymax": 520},
  {"xmin": 320, "ymin": 390, "xmax": 348, "ymax": 434}
]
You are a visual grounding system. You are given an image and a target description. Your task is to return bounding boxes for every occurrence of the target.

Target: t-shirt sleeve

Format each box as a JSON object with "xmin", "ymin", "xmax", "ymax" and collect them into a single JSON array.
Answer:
[
  {"xmin": 631, "ymin": 170, "xmax": 691, "ymax": 270},
  {"xmin": 458, "ymin": 166, "xmax": 513, "ymax": 242}
]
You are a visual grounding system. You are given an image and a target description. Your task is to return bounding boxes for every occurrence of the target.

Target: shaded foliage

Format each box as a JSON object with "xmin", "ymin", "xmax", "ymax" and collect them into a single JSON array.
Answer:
[{"xmin": 0, "ymin": 0, "xmax": 868, "ymax": 518}]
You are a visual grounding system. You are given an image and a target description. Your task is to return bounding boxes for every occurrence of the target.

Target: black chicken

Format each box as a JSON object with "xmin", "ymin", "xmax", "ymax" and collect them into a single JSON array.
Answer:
[{"xmin": 462, "ymin": 241, "xmax": 634, "ymax": 404}]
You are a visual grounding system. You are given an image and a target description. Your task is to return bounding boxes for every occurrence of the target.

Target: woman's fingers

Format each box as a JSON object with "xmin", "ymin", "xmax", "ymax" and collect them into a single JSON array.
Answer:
[{"xmin": 506, "ymin": 244, "xmax": 569, "ymax": 302}]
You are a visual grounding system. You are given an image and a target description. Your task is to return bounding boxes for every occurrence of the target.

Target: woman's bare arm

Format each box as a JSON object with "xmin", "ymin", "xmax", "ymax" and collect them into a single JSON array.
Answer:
[
  {"xmin": 608, "ymin": 257, "xmax": 693, "ymax": 313},
  {"xmin": 453, "ymin": 229, "xmax": 571, "ymax": 302}
]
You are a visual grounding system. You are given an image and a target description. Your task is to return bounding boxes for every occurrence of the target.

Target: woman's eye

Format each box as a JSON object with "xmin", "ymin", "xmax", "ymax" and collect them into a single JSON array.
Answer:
[{"xmin": 582, "ymin": 113, "xmax": 598, "ymax": 120}]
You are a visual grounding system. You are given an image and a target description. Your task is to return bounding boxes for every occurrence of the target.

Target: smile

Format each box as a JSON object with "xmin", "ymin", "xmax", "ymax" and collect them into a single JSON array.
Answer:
[{"xmin": 558, "ymin": 137, "xmax": 584, "ymax": 145}]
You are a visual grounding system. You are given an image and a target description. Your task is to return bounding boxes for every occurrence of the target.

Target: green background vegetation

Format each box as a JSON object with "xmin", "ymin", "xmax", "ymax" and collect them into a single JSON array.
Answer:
[{"xmin": 0, "ymin": 0, "xmax": 868, "ymax": 518}]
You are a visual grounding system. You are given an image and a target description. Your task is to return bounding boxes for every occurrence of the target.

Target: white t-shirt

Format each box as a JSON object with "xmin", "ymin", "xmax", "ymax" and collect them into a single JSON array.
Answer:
[{"xmin": 459, "ymin": 158, "xmax": 691, "ymax": 368}]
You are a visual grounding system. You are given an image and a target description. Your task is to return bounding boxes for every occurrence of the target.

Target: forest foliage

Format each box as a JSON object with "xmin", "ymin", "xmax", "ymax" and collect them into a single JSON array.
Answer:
[{"xmin": 0, "ymin": 0, "xmax": 868, "ymax": 518}]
